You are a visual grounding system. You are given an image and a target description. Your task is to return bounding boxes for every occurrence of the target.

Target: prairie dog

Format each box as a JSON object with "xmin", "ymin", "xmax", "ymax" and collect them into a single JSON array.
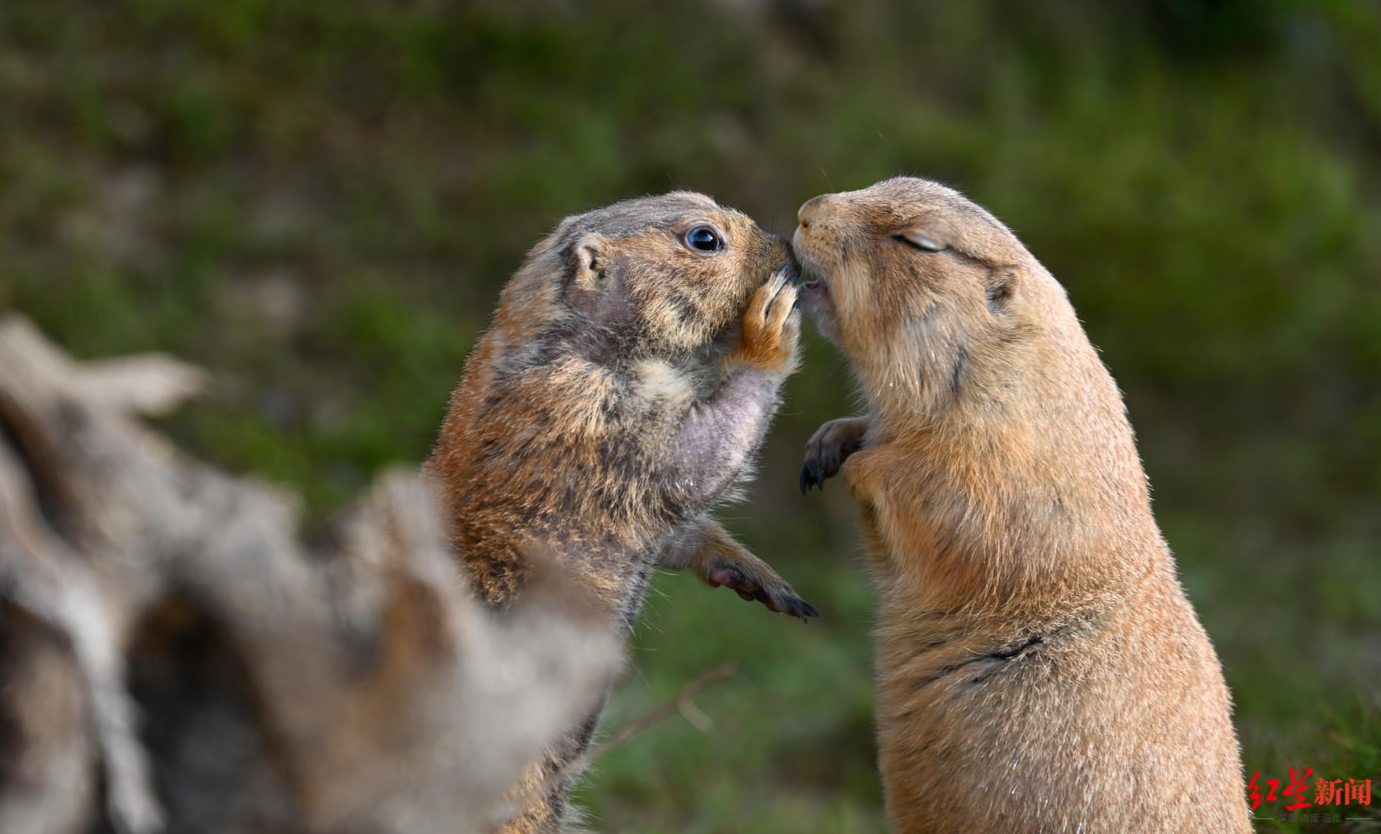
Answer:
[
  {"xmin": 425, "ymin": 192, "xmax": 812, "ymax": 833},
  {"xmin": 793, "ymin": 177, "xmax": 1249, "ymax": 833}
]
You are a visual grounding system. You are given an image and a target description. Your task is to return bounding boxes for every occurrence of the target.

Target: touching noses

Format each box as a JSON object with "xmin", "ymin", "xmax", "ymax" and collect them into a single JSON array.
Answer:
[{"xmin": 797, "ymin": 194, "xmax": 832, "ymax": 230}]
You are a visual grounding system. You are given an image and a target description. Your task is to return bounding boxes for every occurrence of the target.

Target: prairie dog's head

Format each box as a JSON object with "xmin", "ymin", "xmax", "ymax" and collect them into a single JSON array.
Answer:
[
  {"xmin": 792, "ymin": 177, "xmax": 1066, "ymax": 418},
  {"xmin": 496, "ymin": 192, "xmax": 794, "ymax": 364}
]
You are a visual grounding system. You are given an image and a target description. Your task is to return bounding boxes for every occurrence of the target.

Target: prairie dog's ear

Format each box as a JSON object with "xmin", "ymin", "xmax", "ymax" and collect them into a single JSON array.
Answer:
[
  {"xmin": 572, "ymin": 233, "xmax": 609, "ymax": 291},
  {"xmin": 896, "ymin": 227, "xmax": 946, "ymax": 253},
  {"xmin": 566, "ymin": 232, "xmax": 629, "ymax": 324},
  {"xmin": 985, "ymin": 269, "xmax": 1017, "ymax": 315}
]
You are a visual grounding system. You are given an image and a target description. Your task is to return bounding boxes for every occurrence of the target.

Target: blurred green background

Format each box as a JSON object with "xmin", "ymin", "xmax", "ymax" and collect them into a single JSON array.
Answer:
[{"xmin": 2, "ymin": 1, "xmax": 1378, "ymax": 831}]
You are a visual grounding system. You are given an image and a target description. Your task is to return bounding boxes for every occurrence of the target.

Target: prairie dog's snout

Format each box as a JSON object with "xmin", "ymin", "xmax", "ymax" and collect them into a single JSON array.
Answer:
[
  {"xmin": 777, "ymin": 246, "xmax": 801, "ymax": 284},
  {"xmin": 790, "ymin": 195, "xmax": 850, "ymax": 344},
  {"xmin": 795, "ymin": 192, "xmax": 834, "ymax": 229},
  {"xmin": 791, "ymin": 191, "xmax": 848, "ymax": 268}
]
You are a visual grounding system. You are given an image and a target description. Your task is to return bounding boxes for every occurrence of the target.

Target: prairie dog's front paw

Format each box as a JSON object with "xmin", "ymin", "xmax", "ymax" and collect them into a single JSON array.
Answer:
[
  {"xmin": 731, "ymin": 268, "xmax": 800, "ymax": 374},
  {"xmin": 801, "ymin": 416, "xmax": 870, "ymax": 494}
]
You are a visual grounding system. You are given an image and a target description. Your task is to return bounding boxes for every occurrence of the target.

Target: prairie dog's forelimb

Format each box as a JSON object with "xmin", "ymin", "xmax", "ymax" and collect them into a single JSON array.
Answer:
[
  {"xmin": 800, "ymin": 415, "xmax": 870, "ymax": 494},
  {"xmin": 660, "ymin": 520, "xmax": 817, "ymax": 621},
  {"xmin": 668, "ymin": 271, "xmax": 800, "ymax": 508}
]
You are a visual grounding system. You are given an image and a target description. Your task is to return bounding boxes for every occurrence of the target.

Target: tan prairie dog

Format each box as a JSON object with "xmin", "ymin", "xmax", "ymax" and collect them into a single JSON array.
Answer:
[
  {"xmin": 425, "ymin": 192, "xmax": 813, "ymax": 833},
  {"xmin": 793, "ymin": 177, "xmax": 1250, "ymax": 833}
]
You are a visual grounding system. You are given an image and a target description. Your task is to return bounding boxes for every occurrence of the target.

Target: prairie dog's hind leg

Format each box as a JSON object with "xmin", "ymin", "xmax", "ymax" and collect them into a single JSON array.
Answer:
[{"xmin": 660, "ymin": 521, "xmax": 817, "ymax": 622}]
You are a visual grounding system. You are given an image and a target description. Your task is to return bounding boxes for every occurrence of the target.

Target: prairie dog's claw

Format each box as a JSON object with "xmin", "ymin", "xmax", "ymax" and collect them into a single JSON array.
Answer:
[
  {"xmin": 735, "ymin": 272, "xmax": 802, "ymax": 373},
  {"xmin": 802, "ymin": 416, "xmax": 869, "ymax": 494},
  {"xmin": 707, "ymin": 563, "xmax": 818, "ymax": 623}
]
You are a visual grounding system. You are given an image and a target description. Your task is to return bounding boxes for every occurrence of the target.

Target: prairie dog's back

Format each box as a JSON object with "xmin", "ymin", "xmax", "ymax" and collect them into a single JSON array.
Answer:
[{"xmin": 793, "ymin": 177, "xmax": 1249, "ymax": 833}]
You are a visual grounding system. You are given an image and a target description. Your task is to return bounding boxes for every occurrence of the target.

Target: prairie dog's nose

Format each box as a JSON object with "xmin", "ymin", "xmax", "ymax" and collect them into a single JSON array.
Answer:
[{"xmin": 797, "ymin": 194, "xmax": 833, "ymax": 229}]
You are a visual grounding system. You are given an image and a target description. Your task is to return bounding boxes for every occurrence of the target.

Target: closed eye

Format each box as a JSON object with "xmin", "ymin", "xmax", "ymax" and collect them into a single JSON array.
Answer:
[{"xmin": 893, "ymin": 234, "xmax": 946, "ymax": 253}]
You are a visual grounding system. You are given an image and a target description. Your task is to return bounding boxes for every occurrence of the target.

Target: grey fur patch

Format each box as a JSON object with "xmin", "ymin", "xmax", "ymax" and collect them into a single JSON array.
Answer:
[{"xmin": 949, "ymin": 344, "xmax": 969, "ymax": 398}]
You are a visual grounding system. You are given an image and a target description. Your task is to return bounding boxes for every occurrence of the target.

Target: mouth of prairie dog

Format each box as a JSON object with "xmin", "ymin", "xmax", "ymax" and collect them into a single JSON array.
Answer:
[
  {"xmin": 790, "ymin": 246, "xmax": 832, "ymax": 304},
  {"xmin": 789, "ymin": 229, "xmax": 825, "ymax": 290},
  {"xmin": 788, "ymin": 235, "xmax": 840, "ymax": 342}
]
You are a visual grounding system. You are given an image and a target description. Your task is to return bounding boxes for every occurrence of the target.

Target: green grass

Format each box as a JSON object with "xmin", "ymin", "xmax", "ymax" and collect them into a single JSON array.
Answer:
[{"xmin": 3, "ymin": 1, "xmax": 1379, "ymax": 830}]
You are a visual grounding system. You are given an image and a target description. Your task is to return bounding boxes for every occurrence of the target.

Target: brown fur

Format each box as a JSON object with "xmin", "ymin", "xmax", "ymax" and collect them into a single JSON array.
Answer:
[
  {"xmin": 424, "ymin": 192, "xmax": 813, "ymax": 833},
  {"xmin": 793, "ymin": 177, "xmax": 1250, "ymax": 833}
]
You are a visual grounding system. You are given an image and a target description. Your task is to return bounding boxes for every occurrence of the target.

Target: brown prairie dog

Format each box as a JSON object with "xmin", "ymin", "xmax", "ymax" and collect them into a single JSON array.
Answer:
[
  {"xmin": 793, "ymin": 177, "xmax": 1249, "ymax": 833},
  {"xmin": 425, "ymin": 192, "xmax": 813, "ymax": 833}
]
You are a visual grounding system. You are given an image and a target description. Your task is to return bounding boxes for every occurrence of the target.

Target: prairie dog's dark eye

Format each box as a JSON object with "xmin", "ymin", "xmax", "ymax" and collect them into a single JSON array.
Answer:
[{"xmin": 684, "ymin": 225, "xmax": 723, "ymax": 253}]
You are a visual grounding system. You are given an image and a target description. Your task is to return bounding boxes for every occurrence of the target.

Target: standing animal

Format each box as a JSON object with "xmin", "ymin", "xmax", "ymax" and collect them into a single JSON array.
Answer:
[
  {"xmin": 425, "ymin": 192, "xmax": 814, "ymax": 833},
  {"xmin": 793, "ymin": 177, "xmax": 1249, "ymax": 833}
]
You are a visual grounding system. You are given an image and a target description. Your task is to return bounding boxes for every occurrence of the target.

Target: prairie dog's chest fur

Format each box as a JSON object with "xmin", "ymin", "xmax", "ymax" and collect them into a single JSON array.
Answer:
[{"xmin": 429, "ymin": 345, "xmax": 717, "ymax": 608}]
